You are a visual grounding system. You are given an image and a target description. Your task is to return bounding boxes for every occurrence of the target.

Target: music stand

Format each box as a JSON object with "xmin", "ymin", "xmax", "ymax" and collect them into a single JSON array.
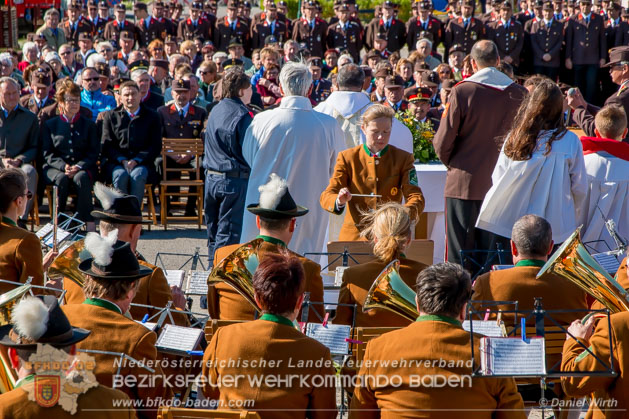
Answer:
[
  {"xmin": 467, "ymin": 299, "xmax": 616, "ymax": 417},
  {"xmin": 0, "ymin": 278, "xmax": 67, "ymax": 305},
  {"xmin": 130, "ymin": 301, "xmax": 210, "ymax": 331},
  {"xmin": 460, "ymin": 244, "xmax": 511, "ymax": 279}
]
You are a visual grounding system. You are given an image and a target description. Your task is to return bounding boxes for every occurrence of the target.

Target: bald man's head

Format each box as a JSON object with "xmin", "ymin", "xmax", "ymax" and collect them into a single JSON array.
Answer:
[{"xmin": 470, "ymin": 40, "xmax": 499, "ymax": 69}]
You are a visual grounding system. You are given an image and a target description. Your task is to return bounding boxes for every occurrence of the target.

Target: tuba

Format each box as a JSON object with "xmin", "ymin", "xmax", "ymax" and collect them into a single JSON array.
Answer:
[
  {"xmin": 537, "ymin": 226, "xmax": 629, "ymax": 313},
  {"xmin": 0, "ymin": 284, "xmax": 32, "ymax": 393},
  {"xmin": 47, "ymin": 240, "xmax": 88, "ymax": 288},
  {"xmin": 207, "ymin": 238, "xmax": 264, "ymax": 314},
  {"xmin": 363, "ymin": 260, "xmax": 419, "ymax": 322}
]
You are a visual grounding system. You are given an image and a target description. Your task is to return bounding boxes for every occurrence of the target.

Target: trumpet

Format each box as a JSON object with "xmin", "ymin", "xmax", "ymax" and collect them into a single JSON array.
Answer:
[
  {"xmin": 363, "ymin": 260, "xmax": 419, "ymax": 322},
  {"xmin": 207, "ymin": 238, "xmax": 264, "ymax": 314},
  {"xmin": 47, "ymin": 239, "xmax": 88, "ymax": 288},
  {"xmin": 537, "ymin": 226, "xmax": 629, "ymax": 313},
  {"xmin": 0, "ymin": 284, "xmax": 32, "ymax": 393}
]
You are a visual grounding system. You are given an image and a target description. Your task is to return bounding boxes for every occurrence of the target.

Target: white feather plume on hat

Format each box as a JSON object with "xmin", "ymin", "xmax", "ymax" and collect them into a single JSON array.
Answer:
[
  {"xmin": 85, "ymin": 229, "xmax": 119, "ymax": 266},
  {"xmin": 94, "ymin": 182, "xmax": 125, "ymax": 210},
  {"xmin": 11, "ymin": 297, "xmax": 49, "ymax": 340},
  {"xmin": 258, "ymin": 173, "xmax": 287, "ymax": 210}
]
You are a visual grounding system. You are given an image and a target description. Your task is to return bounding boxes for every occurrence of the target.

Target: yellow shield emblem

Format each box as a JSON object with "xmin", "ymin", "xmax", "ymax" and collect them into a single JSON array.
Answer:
[{"xmin": 34, "ymin": 375, "xmax": 60, "ymax": 408}]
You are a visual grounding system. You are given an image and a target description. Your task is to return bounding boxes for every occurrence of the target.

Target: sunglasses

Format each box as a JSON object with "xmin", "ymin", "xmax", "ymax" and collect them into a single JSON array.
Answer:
[
  {"xmin": 60, "ymin": 51, "xmax": 72, "ymax": 55},
  {"xmin": 84, "ymin": 77, "xmax": 101, "ymax": 82},
  {"xmin": 23, "ymin": 191, "xmax": 33, "ymax": 200}
]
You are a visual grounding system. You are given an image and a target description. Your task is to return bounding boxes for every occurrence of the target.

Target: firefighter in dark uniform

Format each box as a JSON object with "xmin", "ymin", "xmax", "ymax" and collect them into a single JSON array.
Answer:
[
  {"xmin": 215, "ymin": 0, "xmax": 252, "ymax": 54},
  {"xmin": 89, "ymin": 0, "xmax": 110, "ymax": 38},
  {"xmin": 157, "ymin": 78, "xmax": 207, "ymax": 216},
  {"xmin": 277, "ymin": 0, "xmax": 293, "ymax": 34},
  {"xmin": 564, "ymin": 0, "xmax": 607, "ymax": 104},
  {"xmin": 104, "ymin": 4, "xmax": 141, "ymax": 46},
  {"xmin": 178, "ymin": 1, "xmax": 213, "ymax": 42},
  {"xmin": 326, "ymin": 4, "xmax": 363, "ymax": 63},
  {"xmin": 445, "ymin": 0, "xmax": 485, "ymax": 57},
  {"xmin": 407, "ymin": 1, "xmax": 443, "ymax": 52},
  {"xmin": 63, "ymin": 0, "xmax": 95, "ymax": 47},
  {"xmin": 154, "ymin": 1, "xmax": 178, "ymax": 36},
  {"xmin": 367, "ymin": 0, "xmax": 406, "ymax": 53},
  {"xmin": 292, "ymin": 0, "xmax": 328, "ymax": 58},
  {"xmin": 481, "ymin": 0, "xmax": 501, "ymax": 23},
  {"xmin": 138, "ymin": 6, "xmax": 167, "ymax": 47},
  {"xmin": 252, "ymin": 3, "xmax": 289, "ymax": 50},
  {"xmin": 203, "ymin": 1, "xmax": 219, "ymax": 29},
  {"xmin": 19, "ymin": 70, "xmax": 55, "ymax": 123},
  {"xmin": 487, "ymin": 1, "xmax": 524, "ymax": 68},
  {"xmin": 239, "ymin": 1, "xmax": 253, "ymax": 28},
  {"xmin": 530, "ymin": 1, "xmax": 564, "ymax": 80},
  {"xmin": 308, "ymin": 57, "xmax": 332, "ymax": 104}
]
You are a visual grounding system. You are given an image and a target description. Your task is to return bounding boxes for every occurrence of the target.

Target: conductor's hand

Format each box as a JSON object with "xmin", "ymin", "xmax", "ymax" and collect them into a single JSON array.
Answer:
[
  {"xmin": 170, "ymin": 285, "xmax": 187, "ymax": 310},
  {"xmin": 567, "ymin": 317, "xmax": 595, "ymax": 341},
  {"xmin": 337, "ymin": 188, "xmax": 352, "ymax": 206}
]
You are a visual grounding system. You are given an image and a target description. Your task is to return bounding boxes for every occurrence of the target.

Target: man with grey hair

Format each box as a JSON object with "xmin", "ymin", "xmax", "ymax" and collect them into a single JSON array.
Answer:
[
  {"xmin": 433, "ymin": 40, "xmax": 527, "ymax": 268},
  {"xmin": 37, "ymin": 8, "xmax": 67, "ymax": 51},
  {"xmin": 0, "ymin": 77, "xmax": 39, "ymax": 227},
  {"xmin": 241, "ymin": 62, "xmax": 345, "ymax": 259},
  {"xmin": 131, "ymin": 68, "xmax": 164, "ymax": 111},
  {"xmin": 416, "ymin": 38, "xmax": 440, "ymax": 69}
]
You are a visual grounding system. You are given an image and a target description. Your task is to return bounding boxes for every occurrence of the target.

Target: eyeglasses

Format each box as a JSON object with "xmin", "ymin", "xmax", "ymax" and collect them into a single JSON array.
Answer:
[
  {"xmin": 23, "ymin": 191, "xmax": 33, "ymax": 200},
  {"xmin": 60, "ymin": 51, "xmax": 72, "ymax": 56},
  {"xmin": 64, "ymin": 98, "xmax": 81, "ymax": 104},
  {"xmin": 439, "ymin": 70, "xmax": 450, "ymax": 74},
  {"xmin": 153, "ymin": 47, "xmax": 164, "ymax": 51},
  {"xmin": 100, "ymin": 49, "xmax": 113, "ymax": 53},
  {"xmin": 84, "ymin": 77, "xmax": 100, "ymax": 82}
]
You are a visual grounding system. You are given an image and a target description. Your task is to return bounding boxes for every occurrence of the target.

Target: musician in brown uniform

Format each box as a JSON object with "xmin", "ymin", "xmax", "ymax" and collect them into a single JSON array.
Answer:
[
  {"xmin": 561, "ymin": 300, "xmax": 629, "ymax": 417},
  {"xmin": 349, "ymin": 262, "xmax": 526, "ymax": 418},
  {"xmin": 320, "ymin": 104, "xmax": 424, "ymax": 241},
  {"xmin": 63, "ymin": 183, "xmax": 187, "ymax": 325},
  {"xmin": 366, "ymin": 0, "xmax": 406, "ymax": 53},
  {"xmin": 201, "ymin": 252, "xmax": 336, "ymax": 419},
  {"xmin": 0, "ymin": 295, "xmax": 137, "ymax": 418},
  {"xmin": 208, "ymin": 175, "xmax": 325, "ymax": 323},
  {"xmin": 104, "ymin": 4, "xmax": 141, "ymax": 46},
  {"xmin": 530, "ymin": 1, "xmax": 564, "ymax": 80},
  {"xmin": 177, "ymin": 2, "xmax": 213, "ymax": 42},
  {"xmin": 0, "ymin": 169, "xmax": 45, "ymax": 294},
  {"xmin": 486, "ymin": 1, "xmax": 524, "ymax": 67},
  {"xmin": 293, "ymin": 0, "xmax": 328, "ymax": 59},
  {"xmin": 407, "ymin": 0, "xmax": 443, "ymax": 52},
  {"xmin": 335, "ymin": 202, "xmax": 427, "ymax": 327},
  {"xmin": 564, "ymin": 0, "xmax": 607, "ymax": 104},
  {"xmin": 326, "ymin": 4, "xmax": 363, "ymax": 63},
  {"xmin": 445, "ymin": 0, "xmax": 485, "ymax": 56},
  {"xmin": 472, "ymin": 215, "xmax": 588, "ymax": 379},
  {"xmin": 214, "ymin": 0, "xmax": 251, "ymax": 53},
  {"xmin": 62, "ymin": 234, "xmax": 172, "ymax": 419}
]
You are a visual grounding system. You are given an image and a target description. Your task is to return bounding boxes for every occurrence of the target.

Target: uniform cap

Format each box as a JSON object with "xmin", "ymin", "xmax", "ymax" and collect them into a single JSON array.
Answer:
[
  {"xmin": 421, "ymin": 70, "xmax": 439, "ymax": 87},
  {"xmin": 384, "ymin": 74, "xmax": 405, "ymax": 88},
  {"xmin": 603, "ymin": 46, "xmax": 629, "ymax": 67},
  {"xmin": 172, "ymin": 78, "xmax": 191, "ymax": 91},
  {"xmin": 406, "ymin": 87, "xmax": 432, "ymax": 102},
  {"xmin": 308, "ymin": 56, "xmax": 323, "ymax": 68}
]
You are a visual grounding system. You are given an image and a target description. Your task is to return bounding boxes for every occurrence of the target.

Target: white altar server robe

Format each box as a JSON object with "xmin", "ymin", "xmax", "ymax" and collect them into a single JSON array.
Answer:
[
  {"xmin": 582, "ymin": 151, "xmax": 629, "ymax": 253},
  {"xmin": 314, "ymin": 90, "xmax": 414, "ymax": 153},
  {"xmin": 476, "ymin": 129, "xmax": 588, "ymax": 243},
  {"xmin": 242, "ymin": 96, "xmax": 346, "ymax": 258}
]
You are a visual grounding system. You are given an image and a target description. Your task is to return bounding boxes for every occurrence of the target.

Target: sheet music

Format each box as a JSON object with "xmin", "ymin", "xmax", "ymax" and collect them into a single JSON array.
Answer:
[
  {"xmin": 480, "ymin": 337, "xmax": 546, "ymax": 376},
  {"xmin": 186, "ymin": 270, "xmax": 211, "ymax": 295},
  {"xmin": 491, "ymin": 265, "xmax": 514, "ymax": 271},
  {"xmin": 43, "ymin": 229, "xmax": 71, "ymax": 248},
  {"xmin": 35, "ymin": 223, "xmax": 54, "ymax": 239},
  {"xmin": 335, "ymin": 266, "xmax": 349, "ymax": 287},
  {"xmin": 134, "ymin": 321, "xmax": 158, "ymax": 331},
  {"xmin": 593, "ymin": 253, "xmax": 621, "ymax": 276},
  {"xmin": 155, "ymin": 324, "xmax": 204, "ymax": 354},
  {"xmin": 164, "ymin": 270, "xmax": 185, "ymax": 288},
  {"xmin": 462, "ymin": 320, "xmax": 506, "ymax": 337},
  {"xmin": 305, "ymin": 323, "xmax": 351, "ymax": 355}
]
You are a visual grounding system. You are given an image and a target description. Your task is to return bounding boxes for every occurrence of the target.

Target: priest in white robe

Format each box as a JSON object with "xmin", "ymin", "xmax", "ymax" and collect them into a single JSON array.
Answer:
[
  {"xmin": 314, "ymin": 63, "xmax": 414, "ymax": 154},
  {"xmin": 242, "ymin": 62, "xmax": 345, "ymax": 259}
]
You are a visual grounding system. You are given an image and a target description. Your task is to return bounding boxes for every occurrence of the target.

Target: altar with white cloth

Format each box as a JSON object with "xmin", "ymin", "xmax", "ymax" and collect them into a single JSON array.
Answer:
[{"xmin": 415, "ymin": 163, "xmax": 447, "ymax": 264}]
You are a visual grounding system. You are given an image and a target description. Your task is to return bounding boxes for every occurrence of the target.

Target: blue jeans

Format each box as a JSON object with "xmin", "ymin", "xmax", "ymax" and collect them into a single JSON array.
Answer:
[
  {"xmin": 204, "ymin": 173, "xmax": 248, "ymax": 265},
  {"xmin": 111, "ymin": 165, "xmax": 149, "ymax": 205}
]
